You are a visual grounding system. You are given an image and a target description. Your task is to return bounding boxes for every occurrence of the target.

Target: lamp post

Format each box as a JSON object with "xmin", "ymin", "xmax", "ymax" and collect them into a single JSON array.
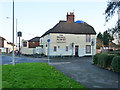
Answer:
[
  {"xmin": 6, "ymin": 0, "xmax": 16, "ymax": 65},
  {"xmin": 12, "ymin": 0, "xmax": 15, "ymax": 65}
]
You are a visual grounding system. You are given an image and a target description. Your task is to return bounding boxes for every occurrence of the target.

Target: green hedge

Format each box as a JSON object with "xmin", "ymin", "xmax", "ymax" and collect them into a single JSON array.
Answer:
[
  {"xmin": 106, "ymin": 54, "xmax": 118, "ymax": 67},
  {"xmin": 93, "ymin": 53, "xmax": 117, "ymax": 68},
  {"xmin": 93, "ymin": 53, "xmax": 120, "ymax": 72},
  {"xmin": 93, "ymin": 53, "xmax": 101, "ymax": 64},
  {"xmin": 97, "ymin": 53, "xmax": 108, "ymax": 68},
  {"xmin": 111, "ymin": 56, "xmax": 120, "ymax": 72}
]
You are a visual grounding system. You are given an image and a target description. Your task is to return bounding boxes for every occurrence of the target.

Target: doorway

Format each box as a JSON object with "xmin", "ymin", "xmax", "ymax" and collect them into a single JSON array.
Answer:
[{"xmin": 75, "ymin": 45, "xmax": 79, "ymax": 57}]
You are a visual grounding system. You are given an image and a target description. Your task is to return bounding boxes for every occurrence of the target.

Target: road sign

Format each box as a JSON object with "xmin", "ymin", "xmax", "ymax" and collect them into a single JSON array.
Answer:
[
  {"xmin": 47, "ymin": 39, "xmax": 50, "ymax": 42},
  {"xmin": 91, "ymin": 39, "xmax": 94, "ymax": 46}
]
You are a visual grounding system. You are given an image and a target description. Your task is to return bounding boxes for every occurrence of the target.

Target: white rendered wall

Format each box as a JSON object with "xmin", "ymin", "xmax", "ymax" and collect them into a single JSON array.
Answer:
[{"xmin": 40, "ymin": 33, "xmax": 96, "ymax": 57}]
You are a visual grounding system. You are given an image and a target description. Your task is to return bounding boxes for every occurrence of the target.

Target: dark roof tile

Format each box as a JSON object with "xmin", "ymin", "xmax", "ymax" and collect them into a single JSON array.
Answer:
[
  {"xmin": 28, "ymin": 37, "xmax": 40, "ymax": 42},
  {"xmin": 41, "ymin": 21, "xmax": 96, "ymax": 37}
]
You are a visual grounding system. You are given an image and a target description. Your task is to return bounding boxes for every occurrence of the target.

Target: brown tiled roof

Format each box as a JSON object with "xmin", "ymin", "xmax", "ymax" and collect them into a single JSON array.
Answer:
[
  {"xmin": 41, "ymin": 21, "xmax": 96, "ymax": 37},
  {"xmin": 7, "ymin": 42, "xmax": 15, "ymax": 46},
  {"xmin": 0, "ymin": 36, "xmax": 6, "ymax": 40},
  {"xmin": 28, "ymin": 37, "xmax": 40, "ymax": 42}
]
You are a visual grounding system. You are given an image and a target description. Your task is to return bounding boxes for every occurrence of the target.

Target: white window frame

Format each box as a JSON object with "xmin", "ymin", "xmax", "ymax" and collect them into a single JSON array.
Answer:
[{"xmin": 86, "ymin": 45, "xmax": 91, "ymax": 53}]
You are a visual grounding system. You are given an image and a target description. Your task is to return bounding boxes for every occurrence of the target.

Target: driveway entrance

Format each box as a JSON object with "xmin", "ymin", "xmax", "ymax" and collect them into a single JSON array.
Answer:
[{"xmin": 50, "ymin": 57, "xmax": 119, "ymax": 88}]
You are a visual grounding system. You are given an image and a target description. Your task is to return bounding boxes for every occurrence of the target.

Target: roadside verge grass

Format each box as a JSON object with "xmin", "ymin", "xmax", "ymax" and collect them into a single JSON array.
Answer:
[{"xmin": 2, "ymin": 63, "xmax": 86, "ymax": 88}]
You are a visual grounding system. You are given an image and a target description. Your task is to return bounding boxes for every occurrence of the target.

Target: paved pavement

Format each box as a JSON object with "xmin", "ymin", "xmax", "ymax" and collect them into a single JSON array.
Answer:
[
  {"xmin": 1, "ymin": 54, "xmax": 119, "ymax": 89},
  {"xmin": 50, "ymin": 57, "xmax": 120, "ymax": 89}
]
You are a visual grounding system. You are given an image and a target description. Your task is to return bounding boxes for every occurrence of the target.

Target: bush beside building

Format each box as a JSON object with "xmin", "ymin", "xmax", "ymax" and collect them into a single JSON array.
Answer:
[{"xmin": 93, "ymin": 53, "xmax": 120, "ymax": 72}]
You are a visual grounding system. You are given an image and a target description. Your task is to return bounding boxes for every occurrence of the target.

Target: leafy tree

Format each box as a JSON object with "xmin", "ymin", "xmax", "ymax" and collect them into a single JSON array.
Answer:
[
  {"xmin": 105, "ymin": 0, "xmax": 120, "ymax": 45},
  {"xmin": 108, "ymin": 24, "xmax": 120, "ymax": 45},
  {"xmin": 102, "ymin": 30, "xmax": 114, "ymax": 46},
  {"xmin": 97, "ymin": 32, "xmax": 103, "ymax": 40},
  {"xmin": 102, "ymin": 31, "xmax": 109, "ymax": 46},
  {"xmin": 105, "ymin": 0, "xmax": 120, "ymax": 22}
]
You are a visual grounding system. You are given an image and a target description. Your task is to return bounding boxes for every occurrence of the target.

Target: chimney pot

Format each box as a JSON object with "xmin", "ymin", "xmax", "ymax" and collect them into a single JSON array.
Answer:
[{"xmin": 66, "ymin": 12, "xmax": 75, "ymax": 23}]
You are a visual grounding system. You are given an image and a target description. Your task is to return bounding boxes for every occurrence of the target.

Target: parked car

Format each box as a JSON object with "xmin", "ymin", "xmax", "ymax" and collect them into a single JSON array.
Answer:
[{"xmin": 10, "ymin": 50, "xmax": 21, "ymax": 56}]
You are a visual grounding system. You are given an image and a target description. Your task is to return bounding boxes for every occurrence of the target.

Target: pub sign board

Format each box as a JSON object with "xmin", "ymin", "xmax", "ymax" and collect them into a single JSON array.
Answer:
[{"xmin": 56, "ymin": 34, "xmax": 66, "ymax": 43}]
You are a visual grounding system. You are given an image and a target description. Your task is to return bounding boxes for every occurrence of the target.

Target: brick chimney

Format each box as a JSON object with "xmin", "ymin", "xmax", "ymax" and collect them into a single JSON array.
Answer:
[{"xmin": 66, "ymin": 12, "xmax": 74, "ymax": 23}]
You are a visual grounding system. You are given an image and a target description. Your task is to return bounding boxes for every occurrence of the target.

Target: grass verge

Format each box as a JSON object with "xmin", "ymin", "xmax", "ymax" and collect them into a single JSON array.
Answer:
[{"xmin": 2, "ymin": 62, "xmax": 86, "ymax": 88}]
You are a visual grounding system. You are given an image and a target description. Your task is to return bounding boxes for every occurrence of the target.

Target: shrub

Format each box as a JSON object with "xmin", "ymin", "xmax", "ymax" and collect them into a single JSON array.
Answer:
[
  {"xmin": 111, "ymin": 56, "xmax": 120, "ymax": 72},
  {"xmin": 93, "ymin": 53, "xmax": 101, "ymax": 64},
  {"xmin": 106, "ymin": 54, "xmax": 118, "ymax": 67},
  {"xmin": 98, "ymin": 53, "xmax": 108, "ymax": 68},
  {"xmin": 108, "ymin": 50, "xmax": 120, "ymax": 55}
]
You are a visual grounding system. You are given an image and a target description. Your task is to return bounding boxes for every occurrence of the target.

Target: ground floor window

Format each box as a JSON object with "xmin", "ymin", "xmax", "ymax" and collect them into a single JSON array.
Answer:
[
  {"xmin": 23, "ymin": 42, "xmax": 27, "ymax": 47},
  {"xmin": 54, "ymin": 46, "xmax": 57, "ymax": 52},
  {"xmin": 86, "ymin": 45, "xmax": 91, "ymax": 53},
  {"xmin": 66, "ymin": 46, "xmax": 68, "ymax": 51}
]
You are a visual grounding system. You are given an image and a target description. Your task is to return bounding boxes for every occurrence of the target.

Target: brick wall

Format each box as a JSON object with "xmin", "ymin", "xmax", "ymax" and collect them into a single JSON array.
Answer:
[
  {"xmin": 66, "ymin": 12, "xmax": 74, "ymax": 23},
  {"xmin": 0, "ymin": 38, "xmax": 4, "ymax": 48},
  {"xmin": 28, "ymin": 42, "xmax": 40, "ymax": 48}
]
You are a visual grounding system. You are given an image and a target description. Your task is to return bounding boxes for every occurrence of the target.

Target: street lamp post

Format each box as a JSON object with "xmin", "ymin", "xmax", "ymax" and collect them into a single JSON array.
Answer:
[{"xmin": 12, "ymin": 0, "xmax": 15, "ymax": 65}]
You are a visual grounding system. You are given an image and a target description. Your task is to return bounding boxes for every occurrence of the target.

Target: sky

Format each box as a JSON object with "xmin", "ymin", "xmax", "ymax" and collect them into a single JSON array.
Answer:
[{"xmin": 0, "ymin": 0, "xmax": 118, "ymax": 44}]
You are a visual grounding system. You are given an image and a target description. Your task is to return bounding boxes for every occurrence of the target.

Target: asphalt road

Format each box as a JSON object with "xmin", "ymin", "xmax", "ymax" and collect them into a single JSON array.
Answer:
[
  {"xmin": 0, "ymin": 54, "xmax": 48, "ymax": 65},
  {"xmin": 50, "ymin": 57, "xmax": 120, "ymax": 89},
  {"xmin": 0, "ymin": 54, "xmax": 76, "ymax": 65}
]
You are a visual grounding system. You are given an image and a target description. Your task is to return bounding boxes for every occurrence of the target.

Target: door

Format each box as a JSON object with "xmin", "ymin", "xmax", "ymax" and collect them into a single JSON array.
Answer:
[{"xmin": 75, "ymin": 46, "xmax": 79, "ymax": 57}]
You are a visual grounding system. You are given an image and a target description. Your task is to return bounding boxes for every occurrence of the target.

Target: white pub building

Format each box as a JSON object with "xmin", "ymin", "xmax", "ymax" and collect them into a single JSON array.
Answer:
[{"xmin": 39, "ymin": 12, "xmax": 96, "ymax": 57}]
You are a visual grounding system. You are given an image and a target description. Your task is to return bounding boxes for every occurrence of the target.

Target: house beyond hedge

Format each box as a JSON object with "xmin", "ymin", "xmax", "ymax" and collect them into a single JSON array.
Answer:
[
  {"xmin": 39, "ymin": 12, "xmax": 96, "ymax": 57},
  {"xmin": 22, "ymin": 37, "xmax": 40, "ymax": 55}
]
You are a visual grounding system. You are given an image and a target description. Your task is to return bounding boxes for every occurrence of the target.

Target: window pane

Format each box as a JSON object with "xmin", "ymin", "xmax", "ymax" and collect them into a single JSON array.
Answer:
[
  {"xmin": 86, "ymin": 35, "xmax": 91, "ymax": 42},
  {"xmin": 86, "ymin": 45, "xmax": 91, "ymax": 53},
  {"xmin": 23, "ymin": 42, "xmax": 27, "ymax": 47},
  {"xmin": 54, "ymin": 46, "xmax": 57, "ymax": 52},
  {"xmin": 66, "ymin": 46, "xmax": 68, "ymax": 51}
]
